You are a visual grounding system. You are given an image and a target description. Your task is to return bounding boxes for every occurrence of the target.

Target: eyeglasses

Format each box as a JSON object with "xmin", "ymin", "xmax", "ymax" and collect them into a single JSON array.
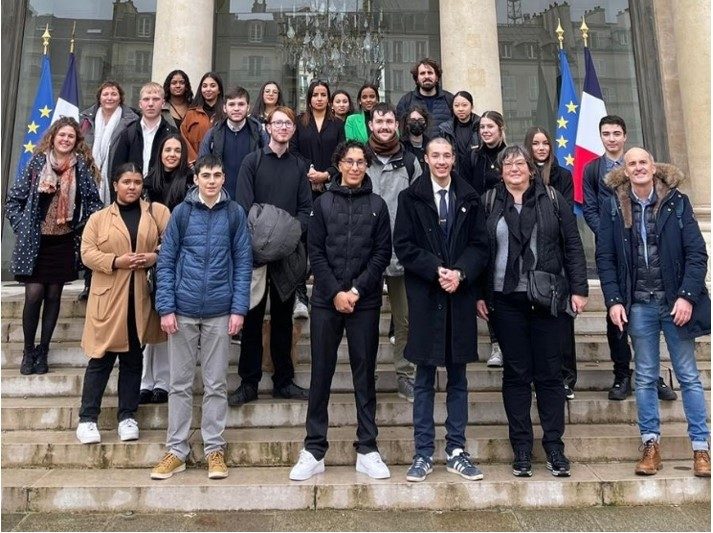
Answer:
[
  {"xmin": 502, "ymin": 159, "xmax": 528, "ymax": 169},
  {"xmin": 340, "ymin": 159, "xmax": 367, "ymax": 169},
  {"xmin": 270, "ymin": 120, "xmax": 294, "ymax": 129}
]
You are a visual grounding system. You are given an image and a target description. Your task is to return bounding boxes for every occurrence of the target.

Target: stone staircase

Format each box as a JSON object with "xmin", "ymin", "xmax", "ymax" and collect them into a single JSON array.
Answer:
[{"xmin": 1, "ymin": 281, "xmax": 710, "ymax": 512}]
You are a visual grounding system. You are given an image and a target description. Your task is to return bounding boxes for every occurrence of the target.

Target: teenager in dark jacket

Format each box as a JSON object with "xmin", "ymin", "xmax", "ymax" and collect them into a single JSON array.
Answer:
[
  {"xmin": 394, "ymin": 138, "xmax": 489, "ymax": 483},
  {"xmin": 396, "ymin": 58, "xmax": 454, "ymax": 139},
  {"xmin": 400, "ymin": 105, "xmax": 431, "ymax": 169},
  {"xmin": 476, "ymin": 145, "xmax": 588, "ymax": 478},
  {"xmin": 437, "ymin": 90, "xmax": 480, "ymax": 181},
  {"xmin": 524, "ymin": 126, "xmax": 576, "ymax": 398},
  {"xmin": 290, "ymin": 141, "xmax": 392, "ymax": 481},
  {"xmin": 596, "ymin": 148, "xmax": 710, "ymax": 477}
]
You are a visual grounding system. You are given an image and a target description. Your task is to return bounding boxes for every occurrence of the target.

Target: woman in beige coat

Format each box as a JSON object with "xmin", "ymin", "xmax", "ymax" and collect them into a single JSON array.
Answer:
[{"xmin": 76, "ymin": 162, "xmax": 170, "ymax": 445}]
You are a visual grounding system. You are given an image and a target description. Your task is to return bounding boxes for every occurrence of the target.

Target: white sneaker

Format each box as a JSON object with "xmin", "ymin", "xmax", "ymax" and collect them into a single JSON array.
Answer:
[
  {"xmin": 289, "ymin": 449, "xmax": 325, "ymax": 481},
  {"xmin": 356, "ymin": 451, "xmax": 391, "ymax": 479},
  {"xmin": 293, "ymin": 300, "xmax": 309, "ymax": 319},
  {"xmin": 487, "ymin": 343, "xmax": 503, "ymax": 367},
  {"xmin": 117, "ymin": 418, "xmax": 139, "ymax": 441},
  {"xmin": 76, "ymin": 421, "xmax": 101, "ymax": 444}
]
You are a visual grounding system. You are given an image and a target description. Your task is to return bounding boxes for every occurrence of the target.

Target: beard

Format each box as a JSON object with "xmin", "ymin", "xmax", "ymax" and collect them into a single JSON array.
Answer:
[{"xmin": 418, "ymin": 80, "xmax": 436, "ymax": 91}]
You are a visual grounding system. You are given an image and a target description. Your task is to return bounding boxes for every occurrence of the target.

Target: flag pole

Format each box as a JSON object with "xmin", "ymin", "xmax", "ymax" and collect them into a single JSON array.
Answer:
[
  {"xmin": 556, "ymin": 18, "xmax": 564, "ymax": 50},
  {"xmin": 42, "ymin": 23, "xmax": 51, "ymax": 55},
  {"xmin": 70, "ymin": 21, "xmax": 76, "ymax": 53},
  {"xmin": 580, "ymin": 17, "xmax": 589, "ymax": 48}
]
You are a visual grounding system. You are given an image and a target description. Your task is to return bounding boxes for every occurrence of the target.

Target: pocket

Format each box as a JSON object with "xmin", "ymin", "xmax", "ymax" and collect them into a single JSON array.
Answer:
[{"xmin": 89, "ymin": 284, "xmax": 112, "ymax": 321}]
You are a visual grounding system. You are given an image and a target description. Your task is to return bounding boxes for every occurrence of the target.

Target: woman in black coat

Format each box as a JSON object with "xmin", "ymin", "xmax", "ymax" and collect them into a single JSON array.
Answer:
[
  {"xmin": 476, "ymin": 145, "xmax": 588, "ymax": 479},
  {"xmin": 469, "ymin": 110, "xmax": 506, "ymax": 194},
  {"xmin": 437, "ymin": 91, "xmax": 480, "ymax": 181}
]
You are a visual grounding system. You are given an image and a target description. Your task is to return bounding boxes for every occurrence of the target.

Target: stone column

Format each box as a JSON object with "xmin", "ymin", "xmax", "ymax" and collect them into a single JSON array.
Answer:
[
  {"xmin": 439, "ymin": 0, "xmax": 502, "ymax": 114},
  {"xmin": 151, "ymin": 0, "xmax": 214, "ymax": 89},
  {"xmin": 669, "ymin": 0, "xmax": 711, "ymax": 209}
]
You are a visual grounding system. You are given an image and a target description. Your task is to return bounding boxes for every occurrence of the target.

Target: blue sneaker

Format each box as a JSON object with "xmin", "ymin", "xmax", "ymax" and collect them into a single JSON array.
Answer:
[
  {"xmin": 406, "ymin": 455, "xmax": 433, "ymax": 482},
  {"xmin": 446, "ymin": 449, "xmax": 483, "ymax": 480}
]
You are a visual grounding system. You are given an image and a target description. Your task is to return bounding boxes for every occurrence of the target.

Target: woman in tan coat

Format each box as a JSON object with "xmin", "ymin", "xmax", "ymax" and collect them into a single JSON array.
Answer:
[{"xmin": 76, "ymin": 162, "xmax": 170, "ymax": 445}]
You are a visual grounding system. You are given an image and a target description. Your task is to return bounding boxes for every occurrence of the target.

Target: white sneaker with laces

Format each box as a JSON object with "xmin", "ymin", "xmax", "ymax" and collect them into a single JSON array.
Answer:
[
  {"xmin": 356, "ymin": 451, "xmax": 391, "ymax": 479},
  {"xmin": 117, "ymin": 418, "xmax": 139, "ymax": 441},
  {"xmin": 76, "ymin": 421, "xmax": 101, "ymax": 444},
  {"xmin": 487, "ymin": 343, "xmax": 503, "ymax": 367},
  {"xmin": 293, "ymin": 301, "xmax": 309, "ymax": 319},
  {"xmin": 289, "ymin": 449, "xmax": 325, "ymax": 480}
]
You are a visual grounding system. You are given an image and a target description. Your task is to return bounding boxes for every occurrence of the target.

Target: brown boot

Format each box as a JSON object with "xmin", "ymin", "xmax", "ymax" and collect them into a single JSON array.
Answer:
[
  {"xmin": 635, "ymin": 440, "xmax": 662, "ymax": 475},
  {"xmin": 693, "ymin": 450, "xmax": 711, "ymax": 477}
]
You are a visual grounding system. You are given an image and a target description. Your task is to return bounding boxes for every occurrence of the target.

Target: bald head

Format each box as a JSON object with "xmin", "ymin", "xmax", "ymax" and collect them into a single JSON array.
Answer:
[
  {"xmin": 624, "ymin": 147, "xmax": 656, "ymax": 193},
  {"xmin": 624, "ymin": 147, "xmax": 653, "ymax": 165}
]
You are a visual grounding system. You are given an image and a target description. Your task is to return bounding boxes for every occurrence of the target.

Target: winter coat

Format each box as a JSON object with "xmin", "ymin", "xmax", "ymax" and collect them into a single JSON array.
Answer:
[
  {"xmin": 595, "ymin": 163, "xmax": 710, "ymax": 340},
  {"xmin": 198, "ymin": 116, "xmax": 264, "ymax": 160},
  {"xmin": 80, "ymin": 200, "xmax": 170, "ymax": 357},
  {"xmin": 582, "ymin": 155, "xmax": 615, "ymax": 234},
  {"xmin": 344, "ymin": 111, "xmax": 370, "ymax": 143},
  {"xmin": 469, "ymin": 142, "xmax": 505, "ymax": 195},
  {"xmin": 480, "ymin": 180, "xmax": 589, "ymax": 304},
  {"xmin": 181, "ymin": 107, "xmax": 213, "ymax": 163},
  {"xmin": 248, "ymin": 203, "xmax": 302, "ymax": 265},
  {"xmin": 309, "ymin": 175, "xmax": 391, "ymax": 311},
  {"xmin": 393, "ymin": 172, "xmax": 489, "ymax": 365},
  {"xmin": 155, "ymin": 187, "xmax": 253, "ymax": 319},
  {"xmin": 365, "ymin": 144, "xmax": 422, "ymax": 276},
  {"xmin": 110, "ymin": 117, "xmax": 177, "ymax": 178},
  {"xmin": 79, "ymin": 104, "xmax": 139, "ymax": 151},
  {"xmin": 437, "ymin": 114, "xmax": 480, "ymax": 180},
  {"xmin": 5, "ymin": 152, "xmax": 103, "ymax": 276},
  {"xmin": 396, "ymin": 86, "xmax": 455, "ymax": 139},
  {"xmin": 536, "ymin": 158, "xmax": 574, "ymax": 209}
]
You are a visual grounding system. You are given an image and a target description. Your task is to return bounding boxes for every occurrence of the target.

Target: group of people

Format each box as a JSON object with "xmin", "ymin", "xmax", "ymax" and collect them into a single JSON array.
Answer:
[{"xmin": 6, "ymin": 57, "xmax": 709, "ymax": 483}]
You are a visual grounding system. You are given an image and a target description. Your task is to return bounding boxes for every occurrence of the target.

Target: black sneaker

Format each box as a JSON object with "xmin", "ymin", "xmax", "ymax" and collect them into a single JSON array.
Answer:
[
  {"xmin": 512, "ymin": 450, "xmax": 533, "ymax": 477},
  {"xmin": 151, "ymin": 388, "xmax": 168, "ymax": 404},
  {"xmin": 546, "ymin": 449, "xmax": 571, "ymax": 477},
  {"xmin": 608, "ymin": 376, "xmax": 631, "ymax": 401},
  {"xmin": 564, "ymin": 385, "xmax": 575, "ymax": 400},
  {"xmin": 228, "ymin": 382, "xmax": 258, "ymax": 406},
  {"xmin": 139, "ymin": 389, "xmax": 153, "ymax": 404},
  {"xmin": 657, "ymin": 377, "xmax": 677, "ymax": 401},
  {"xmin": 20, "ymin": 347, "xmax": 37, "ymax": 375},
  {"xmin": 273, "ymin": 381, "xmax": 309, "ymax": 400}
]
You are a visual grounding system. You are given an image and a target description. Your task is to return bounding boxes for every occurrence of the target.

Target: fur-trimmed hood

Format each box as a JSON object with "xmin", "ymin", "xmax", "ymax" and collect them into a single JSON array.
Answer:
[{"xmin": 603, "ymin": 163, "xmax": 686, "ymax": 228}]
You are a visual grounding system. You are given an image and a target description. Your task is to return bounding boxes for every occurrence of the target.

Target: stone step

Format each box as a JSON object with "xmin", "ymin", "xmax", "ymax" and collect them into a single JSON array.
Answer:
[
  {"xmin": 5, "ymin": 362, "xmax": 692, "ymax": 399},
  {"xmin": 2, "ymin": 461, "xmax": 709, "ymax": 513},
  {"xmin": 0, "ymin": 423, "xmax": 698, "ymax": 469},
  {"xmin": 3, "ymin": 391, "xmax": 707, "ymax": 431},
  {"xmin": 2, "ymin": 335, "xmax": 709, "ymax": 369}
]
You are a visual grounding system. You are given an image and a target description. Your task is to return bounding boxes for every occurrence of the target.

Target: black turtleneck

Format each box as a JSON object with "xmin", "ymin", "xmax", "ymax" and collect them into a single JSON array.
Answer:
[
  {"xmin": 118, "ymin": 199, "xmax": 141, "ymax": 252},
  {"xmin": 203, "ymin": 102, "xmax": 216, "ymax": 119},
  {"xmin": 470, "ymin": 141, "xmax": 506, "ymax": 195}
]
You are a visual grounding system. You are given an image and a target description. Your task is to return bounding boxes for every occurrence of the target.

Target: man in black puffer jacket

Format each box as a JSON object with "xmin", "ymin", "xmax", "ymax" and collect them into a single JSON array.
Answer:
[{"xmin": 290, "ymin": 140, "xmax": 392, "ymax": 482}]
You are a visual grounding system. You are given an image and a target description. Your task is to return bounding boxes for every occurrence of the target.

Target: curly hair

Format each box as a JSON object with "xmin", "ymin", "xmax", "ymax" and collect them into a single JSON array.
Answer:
[{"xmin": 36, "ymin": 117, "xmax": 101, "ymax": 183}]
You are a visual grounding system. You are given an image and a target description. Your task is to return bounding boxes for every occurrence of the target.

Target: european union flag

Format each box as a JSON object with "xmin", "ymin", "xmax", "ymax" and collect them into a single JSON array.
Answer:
[
  {"xmin": 17, "ymin": 55, "xmax": 54, "ymax": 176},
  {"xmin": 554, "ymin": 49, "xmax": 579, "ymax": 181}
]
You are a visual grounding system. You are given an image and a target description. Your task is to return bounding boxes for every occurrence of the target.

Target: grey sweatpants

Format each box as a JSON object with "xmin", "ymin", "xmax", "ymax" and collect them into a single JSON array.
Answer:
[{"xmin": 166, "ymin": 314, "xmax": 230, "ymax": 460}]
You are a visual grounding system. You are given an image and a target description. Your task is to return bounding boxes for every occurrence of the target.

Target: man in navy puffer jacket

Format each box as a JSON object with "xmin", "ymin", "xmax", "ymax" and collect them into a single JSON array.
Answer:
[{"xmin": 152, "ymin": 154, "xmax": 252, "ymax": 481}]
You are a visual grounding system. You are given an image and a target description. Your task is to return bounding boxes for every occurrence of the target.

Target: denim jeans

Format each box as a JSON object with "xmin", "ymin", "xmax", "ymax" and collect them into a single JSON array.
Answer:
[{"xmin": 628, "ymin": 301, "xmax": 710, "ymax": 450}]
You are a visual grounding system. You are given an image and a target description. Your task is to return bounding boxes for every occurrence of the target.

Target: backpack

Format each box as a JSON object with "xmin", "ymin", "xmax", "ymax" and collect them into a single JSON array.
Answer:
[
  {"xmin": 484, "ymin": 184, "xmax": 560, "ymax": 219},
  {"xmin": 609, "ymin": 191, "xmax": 684, "ymax": 229}
]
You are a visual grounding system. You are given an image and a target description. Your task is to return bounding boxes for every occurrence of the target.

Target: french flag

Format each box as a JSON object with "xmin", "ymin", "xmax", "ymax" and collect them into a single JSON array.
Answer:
[
  {"xmin": 573, "ymin": 48, "xmax": 606, "ymax": 205},
  {"xmin": 51, "ymin": 52, "xmax": 80, "ymax": 123}
]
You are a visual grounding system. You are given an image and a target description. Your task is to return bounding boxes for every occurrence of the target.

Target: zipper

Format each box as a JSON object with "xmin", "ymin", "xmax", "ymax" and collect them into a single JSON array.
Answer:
[{"xmin": 201, "ymin": 208, "xmax": 212, "ymax": 317}]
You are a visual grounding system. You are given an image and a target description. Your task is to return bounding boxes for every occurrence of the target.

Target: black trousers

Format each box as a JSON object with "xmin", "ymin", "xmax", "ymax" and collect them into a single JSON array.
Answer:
[
  {"xmin": 239, "ymin": 278, "xmax": 296, "ymax": 389},
  {"xmin": 304, "ymin": 306, "xmax": 380, "ymax": 460},
  {"xmin": 79, "ymin": 300, "xmax": 142, "ymax": 423},
  {"xmin": 607, "ymin": 313, "xmax": 632, "ymax": 380},
  {"xmin": 491, "ymin": 292, "xmax": 567, "ymax": 454},
  {"xmin": 561, "ymin": 316, "xmax": 577, "ymax": 389}
]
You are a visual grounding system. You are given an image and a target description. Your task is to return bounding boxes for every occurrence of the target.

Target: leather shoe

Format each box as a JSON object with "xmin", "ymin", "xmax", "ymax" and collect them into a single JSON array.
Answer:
[
  {"xmin": 77, "ymin": 286, "xmax": 90, "ymax": 302},
  {"xmin": 635, "ymin": 439, "xmax": 662, "ymax": 475},
  {"xmin": 34, "ymin": 345, "xmax": 49, "ymax": 374},
  {"xmin": 273, "ymin": 381, "xmax": 309, "ymax": 400},
  {"xmin": 152, "ymin": 388, "xmax": 168, "ymax": 403},
  {"xmin": 608, "ymin": 376, "xmax": 631, "ymax": 401},
  {"xmin": 657, "ymin": 377, "xmax": 677, "ymax": 401},
  {"xmin": 20, "ymin": 347, "xmax": 37, "ymax": 375},
  {"xmin": 693, "ymin": 450, "xmax": 711, "ymax": 477},
  {"xmin": 228, "ymin": 382, "xmax": 258, "ymax": 406},
  {"xmin": 139, "ymin": 389, "xmax": 153, "ymax": 404}
]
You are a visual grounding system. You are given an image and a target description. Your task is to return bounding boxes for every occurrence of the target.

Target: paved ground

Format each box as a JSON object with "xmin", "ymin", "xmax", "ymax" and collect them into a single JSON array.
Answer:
[{"xmin": 1, "ymin": 504, "xmax": 710, "ymax": 531}]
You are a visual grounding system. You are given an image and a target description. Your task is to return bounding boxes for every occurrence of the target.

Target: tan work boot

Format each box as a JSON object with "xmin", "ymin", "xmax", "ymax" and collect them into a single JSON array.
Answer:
[
  {"xmin": 207, "ymin": 450, "xmax": 229, "ymax": 479},
  {"xmin": 151, "ymin": 452, "xmax": 185, "ymax": 480},
  {"xmin": 635, "ymin": 440, "xmax": 662, "ymax": 475},
  {"xmin": 693, "ymin": 450, "xmax": 711, "ymax": 477}
]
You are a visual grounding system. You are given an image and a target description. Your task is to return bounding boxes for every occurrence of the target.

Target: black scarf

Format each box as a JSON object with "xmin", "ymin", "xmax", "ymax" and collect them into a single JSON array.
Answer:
[{"xmin": 502, "ymin": 183, "xmax": 537, "ymax": 293}]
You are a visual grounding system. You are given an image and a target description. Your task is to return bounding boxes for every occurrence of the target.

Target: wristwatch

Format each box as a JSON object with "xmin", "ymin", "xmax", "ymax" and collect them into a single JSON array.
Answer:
[
  {"xmin": 350, "ymin": 287, "xmax": 360, "ymax": 296},
  {"xmin": 456, "ymin": 270, "xmax": 466, "ymax": 282}
]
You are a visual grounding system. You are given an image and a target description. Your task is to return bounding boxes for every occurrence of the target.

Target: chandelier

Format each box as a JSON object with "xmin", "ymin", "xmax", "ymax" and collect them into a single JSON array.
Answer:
[{"xmin": 279, "ymin": 0, "xmax": 385, "ymax": 83}]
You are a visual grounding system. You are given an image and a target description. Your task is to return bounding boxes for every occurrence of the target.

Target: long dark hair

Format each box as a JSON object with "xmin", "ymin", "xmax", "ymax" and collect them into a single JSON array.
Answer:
[
  {"xmin": 524, "ymin": 126, "xmax": 555, "ymax": 185},
  {"xmin": 330, "ymin": 90, "xmax": 354, "ymax": 118},
  {"xmin": 144, "ymin": 134, "xmax": 192, "ymax": 210},
  {"xmin": 250, "ymin": 80, "xmax": 284, "ymax": 119},
  {"xmin": 191, "ymin": 71, "xmax": 225, "ymax": 122},
  {"xmin": 163, "ymin": 69, "xmax": 193, "ymax": 105},
  {"xmin": 300, "ymin": 80, "xmax": 333, "ymax": 126}
]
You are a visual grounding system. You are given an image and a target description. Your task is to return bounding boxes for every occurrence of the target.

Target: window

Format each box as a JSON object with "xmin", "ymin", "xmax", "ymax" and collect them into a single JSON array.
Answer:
[
  {"xmin": 502, "ymin": 75, "xmax": 516, "ymax": 101},
  {"xmin": 393, "ymin": 41, "xmax": 403, "ymax": 63},
  {"xmin": 416, "ymin": 41, "xmax": 428, "ymax": 58},
  {"xmin": 500, "ymin": 42, "xmax": 512, "ymax": 59},
  {"xmin": 619, "ymin": 32, "xmax": 630, "ymax": 46},
  {"xmin": 528, "ymin": 75, "xmax": 538, "ymax": 100},
  {"xmin": 594, "ymin": 59, "xmax": 607, "ymax": 76},
  {"xmin": 524, "ymin": 43, "xmax": 537, "ymax": 59},
  {"xmin": 249, "ymin": 21, "xmax": 264, "ymax": 43},
  {"xmin": 247, "ymin": 56, "xmax": 262, "ymax": 77},
  {"xmin": 81, "ymin": 56, "xmax": 104, "ymax": 81},
  {"xmin": 392, "ymin": 69, "xmax": 403, "ymax": 92},
  {"xmin": 137, "ymin": 15, "xmax": 152, "ymax": 38},
  {"xmin": 135, "ymin": 50, "xmax": 151, "ymax": 74}
]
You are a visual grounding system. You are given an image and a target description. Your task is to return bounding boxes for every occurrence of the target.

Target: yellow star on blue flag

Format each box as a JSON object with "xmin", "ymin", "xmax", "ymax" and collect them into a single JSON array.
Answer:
[
  {"xmin": 557, "ymin": 116, "xmax": 568, "ymax": 129},
  {"xmin": 566, "ymin": 101, "xmax": 578, "ymax": 114},
  {"xmin": 27, "ymin": 121, "xmax": 39, "ymax": 134},
  {"xmin": 17, "ymin": 55, "xmax": 54, "ymax": 175},
  {"xmin": 555, "ymin": 49, "xmax": 579, "ymax": 174}
]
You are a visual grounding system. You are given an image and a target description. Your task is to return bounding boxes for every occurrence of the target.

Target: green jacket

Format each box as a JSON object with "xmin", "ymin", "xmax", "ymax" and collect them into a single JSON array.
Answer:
[{"xmin": 344, "ymin": 112, "xmax": 369, "ymax": 143}]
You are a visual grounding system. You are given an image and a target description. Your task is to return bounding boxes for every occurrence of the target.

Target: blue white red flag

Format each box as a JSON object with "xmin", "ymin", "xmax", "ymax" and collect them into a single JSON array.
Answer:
[{"xmin": 52, "ymin": 52, "xmax": 80, "ymax": 123}]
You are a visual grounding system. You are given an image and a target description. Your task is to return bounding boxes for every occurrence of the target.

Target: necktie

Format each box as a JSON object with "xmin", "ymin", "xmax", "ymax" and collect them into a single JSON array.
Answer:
[{"xmin": 438, "ymin": 189, "xmax": 448, "ymax": 233}]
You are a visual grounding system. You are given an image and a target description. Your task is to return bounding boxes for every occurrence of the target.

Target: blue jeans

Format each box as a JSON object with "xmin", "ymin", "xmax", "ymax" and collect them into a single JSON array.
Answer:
[
  {"xmin": 628, "ymin": 301, "xmax": 710, "ymax": 450},
  {"xmin": 413, "ymin": 362, "xmax": 468, "ymax": 458}
]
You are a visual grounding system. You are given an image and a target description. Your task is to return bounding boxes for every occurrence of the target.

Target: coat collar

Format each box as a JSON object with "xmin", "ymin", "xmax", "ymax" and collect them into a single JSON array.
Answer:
[{"xmin": 408, "ymin": 171, "xmax": 478, "ymax": 207}]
